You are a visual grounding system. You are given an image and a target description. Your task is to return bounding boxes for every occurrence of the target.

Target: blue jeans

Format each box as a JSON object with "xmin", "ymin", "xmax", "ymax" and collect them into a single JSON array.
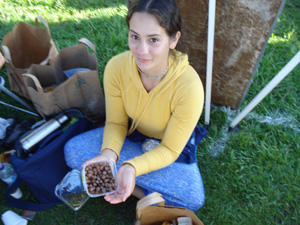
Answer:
[{"xmin": 64, "ymin": 127, "xmax": 205, "ymax": 212}]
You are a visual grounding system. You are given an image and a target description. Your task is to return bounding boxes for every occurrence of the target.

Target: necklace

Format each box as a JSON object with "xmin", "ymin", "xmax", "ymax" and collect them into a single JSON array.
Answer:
[{"xmin": 138, "ymin": 65, "xmax": 168, "ymax": 79}]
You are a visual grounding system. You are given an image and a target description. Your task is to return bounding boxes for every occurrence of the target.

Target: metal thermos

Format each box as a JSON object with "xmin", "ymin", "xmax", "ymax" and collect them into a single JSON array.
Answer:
[{"xmin": 20, "ymin": 114, "xmax": 69, "ymax": 152}]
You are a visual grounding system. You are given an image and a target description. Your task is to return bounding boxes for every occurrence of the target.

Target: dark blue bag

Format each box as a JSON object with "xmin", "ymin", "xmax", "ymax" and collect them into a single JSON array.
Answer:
[
  {"xmin": 6, "ymin": 117, "xmax": 95, "ymax": 211},
  {"xmin": 175, "ymin": 125, "xmax": 208, "ymax": 164}
]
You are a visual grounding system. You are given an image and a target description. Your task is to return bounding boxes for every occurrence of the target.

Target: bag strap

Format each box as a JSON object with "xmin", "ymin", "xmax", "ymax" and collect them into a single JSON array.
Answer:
[
  {"xmin": 22, "ymin": 73, "xmax": 45, "ymax": 94},
  {"xmin": 6, "ymin": 177, "xmax": 58, "ymax": 211},
  {"xmin": 136, "ymin": 192, "xmax": 165, "ymax": 218},
  {"xmin": 35, "ymin": 15, "xmax": 50, "ymax": 31},
  {"xmin": 1, "ymin": 45, "xmax": 32, "ymax": 99},
  {"xmin": 35, "ymin": 15, "xmax": 59, "ymax": 65},
  {"xmin": 0, "ymin": 52, "xmax": 4, "ymax": 69},
  {"xmin": 1, "ymin": 45, "xmax": 12, "ymax": 63},
  {"xmin": 78, "ymin": 38, "xmax": 96, "ymax": 53}
]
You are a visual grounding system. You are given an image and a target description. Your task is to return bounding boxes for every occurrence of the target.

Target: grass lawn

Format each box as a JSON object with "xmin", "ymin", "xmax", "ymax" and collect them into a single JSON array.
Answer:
[{"xmin": 0, "ymin": 0, "xmax": 299, "ymax": 224}]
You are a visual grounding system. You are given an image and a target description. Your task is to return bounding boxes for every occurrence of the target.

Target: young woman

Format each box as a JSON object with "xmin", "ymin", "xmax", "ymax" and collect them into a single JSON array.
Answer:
[{"xmin": 64, "ymin": 0, "xmax": 206, "ymax": 212}]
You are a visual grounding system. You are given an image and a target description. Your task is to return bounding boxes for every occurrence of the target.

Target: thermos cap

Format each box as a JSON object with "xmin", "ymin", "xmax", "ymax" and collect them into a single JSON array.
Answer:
[{"xmin": 56, "ymin": 114, "xmax": 68, "ymax": 124}]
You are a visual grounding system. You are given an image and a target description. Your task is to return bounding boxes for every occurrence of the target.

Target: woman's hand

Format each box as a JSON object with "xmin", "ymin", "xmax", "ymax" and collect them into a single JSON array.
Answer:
[
  {"xmin": 81, "ymin": 148, "xmax": 117, "ymax": 168},
  {"xmin": 104, "ymin": 163, "xmax": 136, "ymax": 204}
]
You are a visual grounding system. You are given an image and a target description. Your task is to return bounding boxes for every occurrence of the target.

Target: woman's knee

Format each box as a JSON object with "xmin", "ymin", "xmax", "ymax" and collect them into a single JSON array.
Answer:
[
  {"xmin": 64, "ymin": 127, "xmax": 104, "ymax": 169},
  {"xmin": 187, "ymin": 190, "xmax": 205, "ymax": 212},
  {"xmin": 185, "ymin": 188, "xmax": 205, "ymax": 211}
]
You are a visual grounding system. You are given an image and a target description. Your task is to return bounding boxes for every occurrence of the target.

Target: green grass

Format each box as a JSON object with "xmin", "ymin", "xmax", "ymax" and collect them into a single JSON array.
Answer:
[{"xmin": 1, "ymin": 0, "xmax": 300, "ymax": 224}]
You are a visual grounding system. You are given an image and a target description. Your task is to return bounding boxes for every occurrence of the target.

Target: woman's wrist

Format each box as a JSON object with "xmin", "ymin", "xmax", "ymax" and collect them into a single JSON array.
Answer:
[
  {"xmin": 101, "ymin": 148, "xmax": 118, "ymax": 162},
  {"xmin": 122, "ymin": 163, "xmax": 136, "ymax": 177}
]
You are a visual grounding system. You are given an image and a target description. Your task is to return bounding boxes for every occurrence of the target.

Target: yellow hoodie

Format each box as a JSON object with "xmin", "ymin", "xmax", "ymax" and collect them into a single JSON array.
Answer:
[{"xmin": 102, "ymin": 49, "xmax": 204, "ymax": 176}]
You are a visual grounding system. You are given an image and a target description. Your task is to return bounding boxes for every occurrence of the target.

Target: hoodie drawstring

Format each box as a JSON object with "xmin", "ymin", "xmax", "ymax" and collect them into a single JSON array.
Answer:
[{"xmin": 127, "ymin": 89, "xmax": 154, "ymax": 135}]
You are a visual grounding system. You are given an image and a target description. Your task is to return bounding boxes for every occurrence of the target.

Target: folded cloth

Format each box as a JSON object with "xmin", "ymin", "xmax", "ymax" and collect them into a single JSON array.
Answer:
[
  {"xmin": 42, "ymin": 68, "xmax": 91, "ymax": 92},
  {"xmin": 0, "ymin": 118, "xmax": 10, "ymax": 139},
  {"xmin": 63, "ymin": 68, "xmax": 90, "ymax": 78},
  {"xmin": 0, "ymin": 115, "xmax": 18, "ymax": 141},
  {"xmin": 0, "ymin": 118, "xmax": 35, "ymax": 150}
]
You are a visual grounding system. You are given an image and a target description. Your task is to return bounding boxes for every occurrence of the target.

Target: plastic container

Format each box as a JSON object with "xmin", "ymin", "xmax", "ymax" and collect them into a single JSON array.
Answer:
[
  {"xmin": 55, "ymin": 170, "xmax": 89, "ymax": 211},
  {"xmin": 0, "ymin": 163, "xmax": 23, "ymax": 199},
  {"xmin": 55, "ymin": 159, "xmax": 118, "ymax": 210},
  {"xmin": 82, "ymin": 159, "xmax": 118, "ymax": 197},
  {"xmin": 0, "ymin": 163, "xmax": 17, "ymax": 184}
]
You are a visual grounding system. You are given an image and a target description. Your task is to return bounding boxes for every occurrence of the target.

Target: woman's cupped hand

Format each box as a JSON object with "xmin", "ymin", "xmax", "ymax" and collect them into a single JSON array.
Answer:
[{"xmin": 104, "ymin": 163, "xmax": 136, "ymax": 204}]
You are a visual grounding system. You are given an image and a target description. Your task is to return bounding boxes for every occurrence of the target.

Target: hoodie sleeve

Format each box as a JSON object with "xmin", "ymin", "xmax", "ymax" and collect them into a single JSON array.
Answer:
[{"xmin": 101, "ymin": 54, "xmax": 128, "ymax": 159}]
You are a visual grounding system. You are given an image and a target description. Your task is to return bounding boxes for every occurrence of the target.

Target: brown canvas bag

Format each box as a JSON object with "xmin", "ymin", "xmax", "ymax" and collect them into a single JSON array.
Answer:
[
  {"xmin": 1, "ymin": 16, "xmax": 58, "ymax": 99},
  {"xmin": 135, "ymin": 192, "xmax": 204, "ymax": 225},
  {"xmin": 22, "ymin": 38, "xmax": 105, "ymax": 123}
]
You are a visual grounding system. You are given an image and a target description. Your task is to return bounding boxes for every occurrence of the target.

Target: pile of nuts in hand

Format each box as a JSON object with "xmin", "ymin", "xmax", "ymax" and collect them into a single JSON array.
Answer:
[{"xmin": 84, "ymin": 161, "xmax": 118, "ymax": 195}]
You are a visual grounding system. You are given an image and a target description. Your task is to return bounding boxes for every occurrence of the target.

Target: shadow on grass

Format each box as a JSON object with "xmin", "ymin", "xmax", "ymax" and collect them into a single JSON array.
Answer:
[{"xmin": 64, "ymin": 0, "xmax": 128, "ymax": 9}]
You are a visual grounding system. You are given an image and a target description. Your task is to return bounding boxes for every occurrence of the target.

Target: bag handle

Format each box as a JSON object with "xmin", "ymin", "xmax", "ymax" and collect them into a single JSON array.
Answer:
[
  {"xmin": 78, "ymin": 38, "xmax": 96, "ymax": 53},
  {"xmin": 35, "ymin": 15, "xmax": 59, "ymax": 65},
  {"xmin": 6, "ymin": 176, "xmax": 58, "ymax": 211},
  {"xmin": 35, "ymin": 15, "xmax": 50, "ymax": 31},
  {"xmin": 22, "ymin": 73, "xmax": 45, "ymax": 95},
  {"xmin": 1, "ymin": 46, "xmax": 32, "ymax": 99},
  {"xmin": 136, "ymin": 192, "xmax": 165, "ymax": 218},
  {"xmin": 0, "ymin": 52, "xmax": 4, "ymax": 69},
  {"xmin": 1, "ymin": 45, "xmax": 12, "ymax": 63}
]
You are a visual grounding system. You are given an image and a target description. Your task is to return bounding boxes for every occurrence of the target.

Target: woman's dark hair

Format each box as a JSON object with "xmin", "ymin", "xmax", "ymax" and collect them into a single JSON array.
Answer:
[{"xmin": 126, "ymin": 0, "xmax": 182, "ymax": 38}]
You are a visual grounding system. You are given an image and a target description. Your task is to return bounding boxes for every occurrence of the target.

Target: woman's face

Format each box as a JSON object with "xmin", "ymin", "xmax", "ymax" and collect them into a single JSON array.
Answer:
[{"xmin": 128, "ymin": 12, "xmax": 180, "ymax": 75}]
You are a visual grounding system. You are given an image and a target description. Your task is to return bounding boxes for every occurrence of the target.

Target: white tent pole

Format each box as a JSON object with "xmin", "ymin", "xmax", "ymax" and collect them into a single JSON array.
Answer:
[
  {"xmin": 205, "ymin": 0, "xmax": 216, "ymax": 126},
  {"xmin": 0, "ymin": 85, "xmax": 37, "ymax": 112},
  {"xmin": 0, "ymin": 101, "xmax": 39, "ymax": 117},
  {"xmin": 229, "ymin": 50, "xmax": 300, "ymax": 129},
  {"xmin": 0, "ymin": 76, "xmax": 37, "ymax": 113}
]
